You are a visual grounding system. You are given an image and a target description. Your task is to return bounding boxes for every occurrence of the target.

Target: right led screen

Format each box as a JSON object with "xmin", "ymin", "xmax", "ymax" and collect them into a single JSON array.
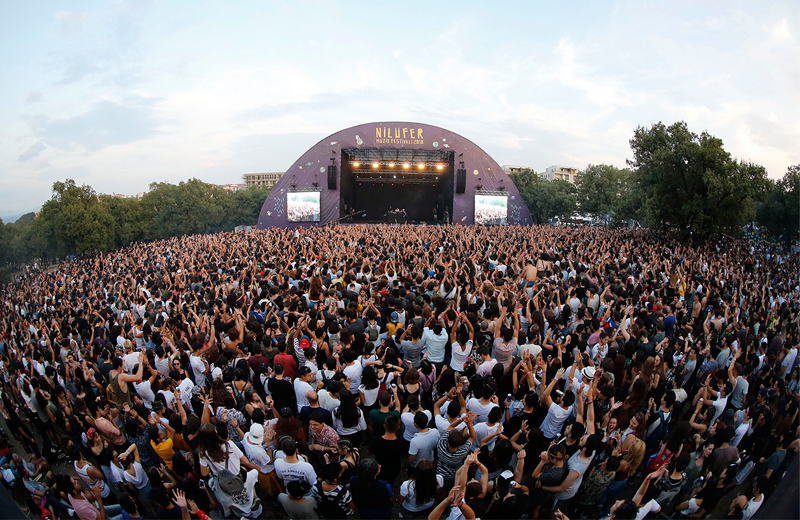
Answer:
[{"xmin": 474, "ymin": 194, "xmax": 508, "ymax": 225}]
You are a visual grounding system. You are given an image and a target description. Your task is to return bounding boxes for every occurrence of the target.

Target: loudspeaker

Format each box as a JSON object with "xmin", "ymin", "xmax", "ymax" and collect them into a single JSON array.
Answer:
[
  {"xmin": 327, "ymin": 164, "xmax": 337, "ymax": 190},
  {"xmin": 456, "ymin": 168, "xmax": 466, "ymax": 193}
]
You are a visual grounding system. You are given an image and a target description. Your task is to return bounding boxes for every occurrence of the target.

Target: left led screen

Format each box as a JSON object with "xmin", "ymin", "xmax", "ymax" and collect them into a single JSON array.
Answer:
[{"xmin": 287, "ymin": 192, "xmax": 321, "ymax": 222}]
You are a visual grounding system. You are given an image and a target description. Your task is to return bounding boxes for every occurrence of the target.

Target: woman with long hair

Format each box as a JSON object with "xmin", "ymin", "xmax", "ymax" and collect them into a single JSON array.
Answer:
[
  {"xmin": 196, "ymin": 422, "xmax": 262, "ymax": 518},
  {"xmin": 398, "ymin": 459, "xmax": 443, "ymax": 516},
  {"xmin": 619, "ymin": 412, "xmax": 646, "ymax": 453},
  {"xmin": 332, "ymin": 389, "xmax": 367, "ymax": 446},
  {"xmin": 600, "ymin": 438, "xmax": 646, "ymax": 507},
  {"xmin": 273, "ymin": 408, "xmax": 307, "ymax": 449},
  {"xmin": 358, "ymin": 366, "xmax": 380, "ymax": 413},
  {"xmin": 350, "ymin": 458, "xmax": 393, "ymax": 519}
]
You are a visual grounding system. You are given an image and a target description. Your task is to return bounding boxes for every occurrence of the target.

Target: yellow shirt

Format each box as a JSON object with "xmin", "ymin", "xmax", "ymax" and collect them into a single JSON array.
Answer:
[{"xmin": 151, "ymin": 438, "xmax": 175, "ymax": 468}]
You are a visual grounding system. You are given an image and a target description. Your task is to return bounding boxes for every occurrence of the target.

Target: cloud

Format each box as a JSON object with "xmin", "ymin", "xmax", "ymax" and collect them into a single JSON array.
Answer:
[
  {"xmin": 53, "ymin": 54, "xmax": 103, "ymax": 86},
  {"xmin": 25, "ymin": 91, "xmax": 44, "ymax": 104},
  {"xmin": 18, "ymin": 141, "xmax": 46, "ymax": 161},
  {"xmin": 53, "ymin": 11, "xmax": 92, "ymax": 39},
  {"xmin": 31, "ymin": 96, "xmax": 161, "ymax": 152}
]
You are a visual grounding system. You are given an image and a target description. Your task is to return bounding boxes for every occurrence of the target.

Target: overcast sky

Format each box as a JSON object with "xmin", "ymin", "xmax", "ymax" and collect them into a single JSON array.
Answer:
[{"xmin": 1, "ymin": 0, "xmax": 798, "ymax": 221}]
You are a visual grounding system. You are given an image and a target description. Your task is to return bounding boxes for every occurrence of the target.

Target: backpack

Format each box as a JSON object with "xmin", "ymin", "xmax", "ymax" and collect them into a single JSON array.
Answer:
[
  {"xmin": 646, "ymin": 410, "xmax": 671, "ymax": 450},
  {"xmin": 646, "ymin": 442, "xmax": 675, "ymax": 473},
  {"xmin": 209, "ymin": 444, "xmax": 245, "ymax": 496},
  {"xmin": 315, "ymin": 481, "xmax": 349, "ymax": 519},
  {"xmin": 367, "ymin": 322, "xmax": 380, "ymax": 342}
]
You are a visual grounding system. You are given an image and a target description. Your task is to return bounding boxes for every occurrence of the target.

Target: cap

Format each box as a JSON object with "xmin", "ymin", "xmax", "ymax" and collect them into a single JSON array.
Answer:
[
  {"xmin": 249, "ymin": 423, "xmax": 264, "ymax": 444},
  {"xmin": 500, "ymin": 470, "xmax": 514, "ymax": 480},
  {"xmin": 390, "ymin": 311, "xmax": 399, "ymax": 323},
  {"xmin": 279, "ymin": 407, "xmax": 294, "ymax": 419},
  {"xmin": 211, "ymin": 367, "xmax": 223, "ymax": 380},
  {"xmin": 582, "ymin": 367, "xmax": 596, "ymax": 381},
  {"xmin": 722, "ymin": 409, "xmax": 735, "ymax": 426},
  {"xmin": 299, "ymin": 337, "xmax": 311, "ymax": 349}
]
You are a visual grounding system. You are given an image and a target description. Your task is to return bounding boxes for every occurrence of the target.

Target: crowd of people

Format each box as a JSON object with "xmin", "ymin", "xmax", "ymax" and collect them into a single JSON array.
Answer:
[{"xmin": 0, "ymin": 223, "xmax": 798, "ymax": 520}]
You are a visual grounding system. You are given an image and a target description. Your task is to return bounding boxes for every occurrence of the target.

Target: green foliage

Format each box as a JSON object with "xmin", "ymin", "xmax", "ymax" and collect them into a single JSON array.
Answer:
[
  {"xmin": 509, "ymin": 169, "xmax": 577, "ymax": 224},
  {"xmin": 14, "ymin": 212, "xmax": 35, "ymax": 225},
  {"xmin": 756, "ymin": 164, "xmax": 799, "ymax": 244},
  {"xmin": 38, "ymin": 180, "xmax": 114, "ymax": 256},
  {"xmin": 627, "ymin": 121, "xmax": 770, "ymax": 241},
  {"xmin": 1, "ymin": 180, "xmax": 271, "ymax": 265},
  {"xmin": 576, "ymin": 164, "xmax": 635, "ymax": 223}
]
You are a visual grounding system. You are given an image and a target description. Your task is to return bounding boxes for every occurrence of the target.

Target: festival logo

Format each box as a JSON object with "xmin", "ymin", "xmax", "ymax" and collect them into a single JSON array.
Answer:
[{"xmin": 374, "ymin": 126, "xmax": 425, "ymax": 145}]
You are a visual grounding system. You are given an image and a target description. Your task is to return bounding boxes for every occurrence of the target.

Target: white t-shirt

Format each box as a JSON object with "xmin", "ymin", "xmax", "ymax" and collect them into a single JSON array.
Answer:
[
  {"xmin": 540, "ymin": 402, "xmax": 572, "ymax": 439},
  {"xmin": 450, "ymin": 340, "xmax": 473, "ymax": 372},
  {"xmin": 190, "ymin": 355, "xmax": 207, "ymax": 387},
  {"xmin": 133, "ymin": 381, "xmax": 155, "ymax": 409},
  {"xmin": 476, "ymin": 359, "xmax": 497, "ymax": 377},
  {"xmin": 294, "ymin": 379, "xmax": 313, "ymax": 412},
  {"xmin": 400, "ymin": 475, "xmax": 444, "ymax": 512},
  {"xmin": 408, "ymin": 429, "xmax": 440, "ymax": 467},
  {"xmin": 466, "ymin": 398, "xmax": 499, "ymax": 423},
  {"xmin": 473, "ymin": 422, "xmax": 502, "ymax": 451},
  {"xmin": 635, "ymin": 498, "xmax": 661, "ymax": 520},
  {"xmin": 401, "ymin": 410, "xmax": 432, "ymax": 441},
  {"xmin": 274, "ymin": 458, "xmax": 317, "ymax": 486},
  {"xmin": 243, "ymin": 433, "xmax": 274, "ymax": 473},
  {"xmin": 200, "ymin": 440, "xmax": 242, "ymax": 476},
  {"xmin": 343, "ymin": 363, "xmax": 363, "ymax": 389}
]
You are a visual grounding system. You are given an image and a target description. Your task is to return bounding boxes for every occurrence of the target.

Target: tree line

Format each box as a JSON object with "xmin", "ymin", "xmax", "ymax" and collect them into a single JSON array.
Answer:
[
  {"xmin": 1, "ymin": 121, "xmax": 797, "ymax": 277},
  {"xmin": 511, "ymin": 121, "xmax": 797, "ymax": 245},
  {"xmin": 0, "ymin": 179, "xmax": 271, "ymax": 268}
]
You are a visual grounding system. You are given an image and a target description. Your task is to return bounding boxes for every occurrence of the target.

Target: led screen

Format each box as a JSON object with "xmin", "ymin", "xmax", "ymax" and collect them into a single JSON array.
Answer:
[
  {"xmin": 474, "ymin": 194, "xmax": 508, "ymax": 225},
  {"xmin": 287, "ymin": 192, "xmax": 321, "ymax": 222}
]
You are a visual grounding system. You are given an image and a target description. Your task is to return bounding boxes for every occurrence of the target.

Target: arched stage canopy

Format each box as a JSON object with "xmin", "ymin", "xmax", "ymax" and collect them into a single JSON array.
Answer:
[{"xmin": 256, "ymin": 122, "xmax": 532, "ymax": 228}]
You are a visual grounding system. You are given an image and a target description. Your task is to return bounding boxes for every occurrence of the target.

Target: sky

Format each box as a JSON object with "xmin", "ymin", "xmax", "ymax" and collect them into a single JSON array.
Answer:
[{"xmin": 1, "ymin": 0, "xmax": 798, "ymax": 222}]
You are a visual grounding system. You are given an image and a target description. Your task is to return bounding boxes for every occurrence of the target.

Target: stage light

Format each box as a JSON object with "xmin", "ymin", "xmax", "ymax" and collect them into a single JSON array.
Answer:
[
  {"xmin": 418, "ymin": 163, "xmax": 425, "ymax": 169},
  {"xmin": 389, "ymin": 162, "xmax": 395, "ymax": 167},
  {"xmin": 403, "ymin": 163, "xmax": 410, "ymax": 169},
  {"xmin": 353, "ymin": 162, "xmax": 360, "ymax": 167},
  {"xmin": 437, "ymin": 164, "xmax": 444, "ymax": 170},
  {"xmin": 393, "ymin": 175, "xmax": 396, "ymax": 179},
  {"xmin": 372, "ymin": 162, "xmax": 379, "ymax": 168}
]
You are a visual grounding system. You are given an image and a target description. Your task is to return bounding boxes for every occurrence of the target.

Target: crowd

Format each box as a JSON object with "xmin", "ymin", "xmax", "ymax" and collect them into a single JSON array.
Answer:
[{"xmin": 0, "ymin": 223, "xmax": 798, "ymax": 520}]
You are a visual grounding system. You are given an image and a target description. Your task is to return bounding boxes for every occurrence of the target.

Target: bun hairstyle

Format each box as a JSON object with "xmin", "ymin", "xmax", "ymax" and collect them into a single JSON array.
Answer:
[{"xmin": 548, "ymin": 443, "xmax": 568, "ymax": 462}]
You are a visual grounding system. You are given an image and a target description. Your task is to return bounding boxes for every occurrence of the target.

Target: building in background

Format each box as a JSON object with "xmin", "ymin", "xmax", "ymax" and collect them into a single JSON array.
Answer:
[
  {"xmin": 540, "ymin": 165, "xmax": 580, "ymax": 184},
  {"xmin": 219, "ymin": 183, "xmax": 244, "ymax": 192},
  {"xmin": 242, "ymin": 172, "xmax": 285, "ymax": 188},
  {"xmin": 502, "ymin": 165, "xmax": 534, "ymax": 174}
]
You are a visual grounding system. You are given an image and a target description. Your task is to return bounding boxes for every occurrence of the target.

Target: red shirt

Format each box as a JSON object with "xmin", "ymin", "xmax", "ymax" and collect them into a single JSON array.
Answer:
[{"xmin": 273, "ymin": 353, "xmax": 297, "ymax": 379}]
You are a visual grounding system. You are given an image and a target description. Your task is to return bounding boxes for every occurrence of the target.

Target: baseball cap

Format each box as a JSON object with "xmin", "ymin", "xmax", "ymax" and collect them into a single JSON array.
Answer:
[{"xmin": 249, "ymin": 423, "xmax": 264, "ymax": 444}]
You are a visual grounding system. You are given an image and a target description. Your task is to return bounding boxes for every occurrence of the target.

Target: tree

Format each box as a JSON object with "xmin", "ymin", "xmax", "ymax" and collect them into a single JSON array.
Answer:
[
  {"xmin": 628, "ymin": 121, "xmax": 770, "ymax": 241},
  {"xmin": 576, "ymin": 164, "xmax": 631, "ymax": 222},
  {"xmin": 141, "ymin": 179, "xmax": 226, "ymax": 238},
  {"xmin": 100, "ymin": 195, "xmax": 148, "ymax": 248},
  {"xmin": 37, "ymin": 179, "xmax": 114, "ymax": 256},
  {"xmin": 509, "ymin": 169, "xmax": 577, "ymax": 224},
  {"xmin": 757, "ymin": 164, "xmax": 800, "ymax": 244}
]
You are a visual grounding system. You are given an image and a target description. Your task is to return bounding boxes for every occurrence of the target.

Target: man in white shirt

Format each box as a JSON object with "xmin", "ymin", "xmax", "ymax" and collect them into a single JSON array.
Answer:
[
  {"xmin": 539, "ymin": 367, "xmax": 573, "ymax": 440},
  {"xmin": 318, "ymin": 381, "xmax": 343, "ymax": 412},
  {"xmin": 406, "ymin": 413, "xmax": 440, "ymax": 469},
  {"xmin": 474, "ymin": 346, "xmax": 497, "ymax": 377},
  {"xmin": 293, "ymin": 367, "xmax": 315, "ymax": 412},
  {"xmin": 189, "ymin": 343, "xmax": 209, "ymax": 388},
  {"xmin": 274, "ymin": 438, "xmax": 317, "ymax": 486}
]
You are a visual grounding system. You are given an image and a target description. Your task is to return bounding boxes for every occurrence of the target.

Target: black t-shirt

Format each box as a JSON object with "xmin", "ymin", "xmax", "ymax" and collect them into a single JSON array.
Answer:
[
  {"xmin": 367, "ymin": 436, "xmax": 406, "ymax": 483},
  {"xmin": 267, "ymin": 378, "xmax": 296, "ymax": 412}
]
